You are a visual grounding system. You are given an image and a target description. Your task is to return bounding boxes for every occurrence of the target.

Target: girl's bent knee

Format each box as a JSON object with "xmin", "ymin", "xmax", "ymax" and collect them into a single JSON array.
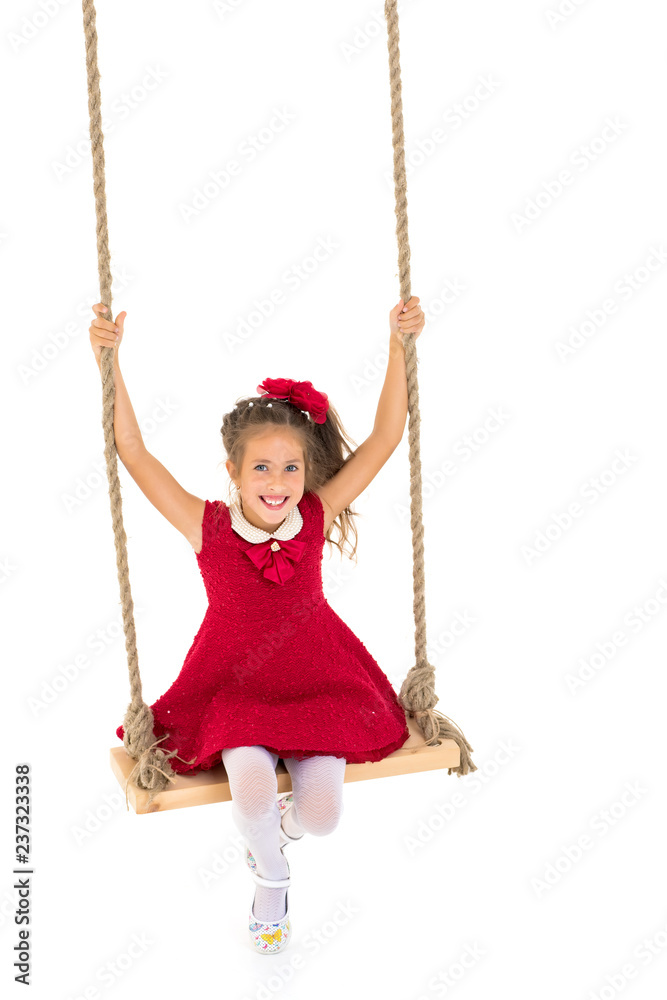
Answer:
[
  {"xmin": 299, "ymin": 799, "xmax": 344, "ymax": 837},
  {"xmin": 311, "ymin": 815, "xmax": 341, "ymax": 837}
]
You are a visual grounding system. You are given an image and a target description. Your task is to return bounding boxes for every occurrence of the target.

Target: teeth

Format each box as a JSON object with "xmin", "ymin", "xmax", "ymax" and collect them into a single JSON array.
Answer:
[{"xmin": 263, "ymin": 497, "xmax": 286, "ymax": 506}]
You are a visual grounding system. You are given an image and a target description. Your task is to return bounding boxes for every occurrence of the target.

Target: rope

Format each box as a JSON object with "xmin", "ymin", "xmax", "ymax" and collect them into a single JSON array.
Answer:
[
  {"xmin": 81, "ymin": 0, "xmax": 179, "ymax": 808},
  {"xmin": 384, "ymin": 1, "xmax": 476, "ymax": 775}
]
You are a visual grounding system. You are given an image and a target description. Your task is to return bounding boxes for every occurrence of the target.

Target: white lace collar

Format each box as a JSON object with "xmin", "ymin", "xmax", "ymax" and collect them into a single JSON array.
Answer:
[{"xmin": 229, "ymin": 498, "xmax": 303, "ymax": 544}]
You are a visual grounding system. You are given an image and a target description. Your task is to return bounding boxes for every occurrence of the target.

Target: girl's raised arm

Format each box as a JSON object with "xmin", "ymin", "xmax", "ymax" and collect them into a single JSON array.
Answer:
[
  {"xmin": 317, "ymin": 296, "xmax": 425, "ymax": 522},
  {"xmin": 89, "ymin": 304, "xmax": 205, "ymax": 552}
]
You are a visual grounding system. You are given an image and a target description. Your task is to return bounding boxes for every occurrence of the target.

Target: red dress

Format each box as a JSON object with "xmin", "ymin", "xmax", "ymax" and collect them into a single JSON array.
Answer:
[{"xmin": 115, "ymin": 489, "xmax": 410, "ymax": 773}]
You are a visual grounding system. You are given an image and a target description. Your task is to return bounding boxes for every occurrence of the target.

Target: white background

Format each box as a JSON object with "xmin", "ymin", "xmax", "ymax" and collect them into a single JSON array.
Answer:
[{"xmin": 2, "ymin": 0, "xmax": 666, "ymax": 997}]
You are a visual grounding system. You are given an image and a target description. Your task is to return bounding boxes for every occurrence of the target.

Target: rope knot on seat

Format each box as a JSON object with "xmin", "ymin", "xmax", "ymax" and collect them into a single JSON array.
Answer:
[
  {"xmin": 121, "ymin": 704, "xmax": 197, "ymax": 809},
  {"xmin": 400, "ymin": 662, "xmax": 477, "ymax": 776}
]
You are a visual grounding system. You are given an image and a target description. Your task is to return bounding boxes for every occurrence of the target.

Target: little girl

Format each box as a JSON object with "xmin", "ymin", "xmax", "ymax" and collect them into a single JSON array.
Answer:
[{"xmin": 89, "ymin": 295, "xmax": 425, "ymax": 954}]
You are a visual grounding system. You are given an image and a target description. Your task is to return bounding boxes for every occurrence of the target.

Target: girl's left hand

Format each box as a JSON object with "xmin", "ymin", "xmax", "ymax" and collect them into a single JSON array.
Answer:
[{"xmin": 389, "ymin": 296, "xmax": 425, "ymax": 349}]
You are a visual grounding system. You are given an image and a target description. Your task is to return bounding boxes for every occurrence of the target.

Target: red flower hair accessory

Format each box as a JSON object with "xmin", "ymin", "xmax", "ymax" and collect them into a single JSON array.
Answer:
[{"xmin": 256, "ymin": 377, "xmax": 329, "ymax": 424}]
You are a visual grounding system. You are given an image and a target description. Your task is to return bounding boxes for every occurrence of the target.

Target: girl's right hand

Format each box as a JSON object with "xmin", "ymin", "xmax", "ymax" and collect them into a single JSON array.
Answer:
[{"xmin": 89, "ymin": 303, "xmax": 127, "ymax": 365}]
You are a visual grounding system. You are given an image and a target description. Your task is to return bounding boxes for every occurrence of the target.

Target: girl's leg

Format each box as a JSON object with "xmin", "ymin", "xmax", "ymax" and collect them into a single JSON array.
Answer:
[
  {"xmin": 221, "ymin": 745, "xmax": 289, "ymax": 922},
  {"xmin": 281, "ymin": 754, "xmax": 347, "ymax": 839}
]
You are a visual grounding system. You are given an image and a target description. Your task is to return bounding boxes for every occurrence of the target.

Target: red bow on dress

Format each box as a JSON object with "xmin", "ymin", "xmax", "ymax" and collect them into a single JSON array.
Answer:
[{"xmin": 243, "ymin": 536, "xmax": 307, "ymax": 585}]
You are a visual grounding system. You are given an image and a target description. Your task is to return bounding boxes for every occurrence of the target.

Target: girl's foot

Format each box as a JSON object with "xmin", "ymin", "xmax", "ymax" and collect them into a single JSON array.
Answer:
[
  {"xmin": 248, "ymin": 861, "xmax": 292, "ymax": 955},
  {"xmin": 249, "ymin": 893, "xmax": 291, "ymax": 954}
]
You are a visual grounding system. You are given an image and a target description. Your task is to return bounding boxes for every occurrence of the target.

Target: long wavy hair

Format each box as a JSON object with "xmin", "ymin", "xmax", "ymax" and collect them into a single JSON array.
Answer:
[{"xmin": 220, "ymin": 393, "xmax": 361, "ymax": 562}]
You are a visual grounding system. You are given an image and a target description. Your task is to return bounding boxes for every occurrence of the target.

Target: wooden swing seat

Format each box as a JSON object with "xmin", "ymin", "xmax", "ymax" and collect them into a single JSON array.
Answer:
[{"xmin": 109, "ymin": 710, "xmax": 460, "ymax": 814}]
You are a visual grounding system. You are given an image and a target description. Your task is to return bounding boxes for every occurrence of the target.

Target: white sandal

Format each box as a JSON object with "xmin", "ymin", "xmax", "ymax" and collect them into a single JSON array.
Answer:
[{"xmin": 248, "ymin": 861, "xmax": 292, "ymax": 955}]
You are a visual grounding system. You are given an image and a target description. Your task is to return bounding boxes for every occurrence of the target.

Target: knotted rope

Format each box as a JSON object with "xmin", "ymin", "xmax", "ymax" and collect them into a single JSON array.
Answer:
[
  {"xmin": 81, "ymin": 0, "xmax": 185, "ymax": 807},
  {"xmin": 384, "ymin": 0, "xmax": 476, "ymax": 774}
]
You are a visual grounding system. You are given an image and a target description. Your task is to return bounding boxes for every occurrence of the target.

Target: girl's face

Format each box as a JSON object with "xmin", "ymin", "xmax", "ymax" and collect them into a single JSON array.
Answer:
[{"xmin": 226, "ymin": 427, "xmax": 306, "ymax": 532}]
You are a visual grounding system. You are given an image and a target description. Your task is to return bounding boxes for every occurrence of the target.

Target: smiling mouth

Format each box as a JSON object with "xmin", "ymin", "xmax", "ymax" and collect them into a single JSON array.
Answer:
[{"xmin": 260, "ymin": 496, "xmax": 289, "ymax": 510}]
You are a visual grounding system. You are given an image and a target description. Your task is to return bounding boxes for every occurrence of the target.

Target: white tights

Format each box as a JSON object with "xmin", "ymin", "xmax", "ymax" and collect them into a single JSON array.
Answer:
[{"xmin": 221, "ymin": 745, "xmax": 346, "ymax": 922}]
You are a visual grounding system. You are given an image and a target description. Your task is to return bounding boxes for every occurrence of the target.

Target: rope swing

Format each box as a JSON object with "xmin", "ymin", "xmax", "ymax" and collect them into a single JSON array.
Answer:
[
  {"xmin": 81, "ymin": 0, "xmax": 476, "ymax": 809},
  {"xmin": 383, "ymin": 1, "xmax": 475, "ymax": 776}
]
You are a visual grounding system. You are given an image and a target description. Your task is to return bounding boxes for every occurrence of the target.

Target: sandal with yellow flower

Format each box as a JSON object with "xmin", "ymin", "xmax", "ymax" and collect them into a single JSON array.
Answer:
[{"xmin": 248, "ymin": 862, "xmax": 292, "ymax": 955}]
